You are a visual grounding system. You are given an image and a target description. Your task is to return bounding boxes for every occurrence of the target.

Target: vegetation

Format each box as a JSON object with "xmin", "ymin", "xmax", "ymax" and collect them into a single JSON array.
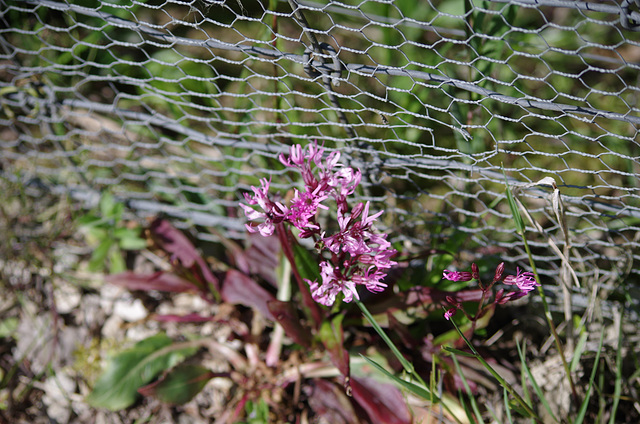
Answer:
[{"xmin": 1, "ymin": 0, "xmax": 638, "ymax": 423}]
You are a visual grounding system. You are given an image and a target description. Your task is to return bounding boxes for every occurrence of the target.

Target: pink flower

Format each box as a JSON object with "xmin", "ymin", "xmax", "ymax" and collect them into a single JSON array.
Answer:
[
  {"xmin": 280, "ymin": 141, "xmax": 330, "ymax": 193},
  {"xmin": 242, "ymin": 141, "xmax": 397, "ymax": 307},
  {"xmin": 287, "ymin": 186, "xmax": 328, "ymax": 230},
  {"xmin": 444, "ymin": 308, "xmax": 457, "ymax": 320},
  {"xmin": 503, "ymin": 267, "xmax": 539, "ymax": 292},
  {"xmin": 352, "ymin": 266, "xmax": 388, "ymax": 293},
  {"xmin": 306, "ymin": 262, "xmax": 360, "ymax": 306},
  {"xmin": 240, "ymin": 178, "xmax": 288, "ymax": 237},
  {"xmin": 442, "ymin": 270, "xmax": 473, "ymax": 282}
]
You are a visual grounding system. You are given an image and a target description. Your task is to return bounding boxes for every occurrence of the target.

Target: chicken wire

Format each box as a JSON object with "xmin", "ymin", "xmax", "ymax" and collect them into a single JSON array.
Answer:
[{"xmin": 1, "ymin": 0, "xmax": 639, "ymax": 308}]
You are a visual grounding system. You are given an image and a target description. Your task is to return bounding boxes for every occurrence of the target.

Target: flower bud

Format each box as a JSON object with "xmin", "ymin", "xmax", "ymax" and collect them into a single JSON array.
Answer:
[
  {"xmin": 444, "ymin": 308, "xmax": 457, "ymax": 320},
  {"xmin": 471, "ymin": 263, "xmax": 479, "ymax": 279},
  {"xmin": 494, "ymin": 262, "xmax": 505, "ymax": 281}
]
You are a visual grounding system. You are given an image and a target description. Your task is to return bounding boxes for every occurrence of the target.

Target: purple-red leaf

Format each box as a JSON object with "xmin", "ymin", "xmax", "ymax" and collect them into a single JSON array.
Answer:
[
  {"xmin": 351, "ymin": 376, "xmax": 412, "ymax": 424},
  {"xmin": 305, "ymin": 379, "xmax": 360, "ymax": 424},
  {"xmin": 267, "ymin": 300, "xmax": 312, "ymax": 347},
  {"xmin": 150, "ymin": 219, "xmax": 200, "ymax": 267},
  {"xmin": 152, "ymin": 313, "xmax": 214, "ymax": 323},
  {"xmin": 150, "ymin": 219, "xmax": 219, "ymax": 291},
  {"xmin": 220, "ymin": 269, "xmax": 275, "ymax": 320},
  {"xmin": 244, "ymin": 232, "xmax": 281, "ymax": 286},
  {"xmin": 106, "ymin": 271, "xmax": 197, "ymax": 293}
]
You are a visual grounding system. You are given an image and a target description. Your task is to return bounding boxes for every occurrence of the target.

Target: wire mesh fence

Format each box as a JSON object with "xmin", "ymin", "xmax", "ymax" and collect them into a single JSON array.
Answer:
[{"xmin": 1, "ymin": 0, "xmax": 639, "ymax": 312}]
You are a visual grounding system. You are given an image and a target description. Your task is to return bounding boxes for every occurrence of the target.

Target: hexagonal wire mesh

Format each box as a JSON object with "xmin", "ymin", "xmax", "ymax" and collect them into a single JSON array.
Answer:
[{"xmin": 1, "ymin": 0, "xmax": 639, "ymax": 315}]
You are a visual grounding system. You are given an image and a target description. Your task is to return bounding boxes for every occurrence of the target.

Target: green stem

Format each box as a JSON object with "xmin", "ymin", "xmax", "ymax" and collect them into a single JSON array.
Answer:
[
  {"xmin": 354, "ymin": 298, "xmax": 426, "ymax": 387},
  {"xmin": 521, "ymin": 235, "xmax": 579, "ymax": 403},
  {"xmin": 502, "ymin": 166, "xmax": 578, "ymax": 403},
  {"xmin": 448, "ymin": 320, "xmax": 542, "ymax": 423}
]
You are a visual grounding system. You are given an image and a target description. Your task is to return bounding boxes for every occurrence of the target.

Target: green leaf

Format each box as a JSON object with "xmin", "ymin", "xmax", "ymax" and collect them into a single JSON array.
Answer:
[
  {"xmin": 86, "ymin": 226, "xmax": 109, "ymax": 243},
  {"xmin": 359, "ymin": 354, "xmax": 436, "ymax": 402},
  {"xmin": 450, "ymin": 352, "xmax": 483, "ymax": 423},
  {"xmin": 0, "ymin": 317, "xmax": 18, "ymax": 338},
  {"xmin": 115, "ymin": 228, "xmax": 147, "ymax": 250},
  {"xmin": 442, "ymin": 347, "xmax": 477, "ymax": 358},
  {"xmin": 137, "ymin": 364, "xmax": 214, "ymax": 405},
  {"xmin": 76, "ymin": 214, "xmax": 101, "ymax": 227},
  {"xmin": 86, "ymin": 333, "xmax": 199, "ymax": 410},
  {"xmin": 244, "ymin": 398, "xmax": 270, "ymax": 423},
  {"xmin": 88, "ymin": 238, "xmax": 114, "ymax": 272},
  {"xmin": 118, "ymin": 236, "xmax": 148, "ymax": 251},
  {"xmin": 99, "ymin": 192, "xmax": 116, "ymax": 218},
  {"xmin": 111, "ymin": 202, "xmax": 125, "ymax": 221},
  {"xmin": 108, "ymin": 246, "xmax": 126, "ymax": 274},
  {"xmin": 290, "ymin": 238, "xmax": 321, "ymax": 283},
  {"xmin": 319, "ymin": 314, "xmax": 349, "ymax": 377},
  {"xmin": 575, "ymin": 328, "xmax": 606, "ymax": 424},
  {"xmin": 516, "ymin": 339, "xmax": 557, "ymax": 421},
  {"xmin": 355, "ymin": 299, "xmax": 421, "ymax": 384}
]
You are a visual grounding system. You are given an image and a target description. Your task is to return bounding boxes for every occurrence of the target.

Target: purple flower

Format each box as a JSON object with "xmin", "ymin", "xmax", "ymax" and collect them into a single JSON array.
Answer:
[
  {"xmin": 359, "ymin": 247, "xmax": 397, "ymax": 269},
  {"xmin": 287, "ymin": 186, "xmax": 328, "ymax": 231},
  {"xmin": 242, "ymin": 141, "xmax": 397, "ymax": 307},
  {"xmin": 442, "ymin": 270, "xmax": 474, "ymax": 282},
  {"xmin": 306, "ymin": 262, "xmax": 360, "ymax": 306},
  {"xmin": 352, "ymin": 266, "xmax": 388, "ymax": 293},
  {"xmin": 240, "ymin": 178, "xmax": 289, "ymax": 237},
  {"xmin": 280, "ymin": 142, "xmax": 333, "ymax": 193},
  {"xmin": 328, "ymin": 167, "xmax": 362, "ymax": 211},
  {"xmin": 503, "ymin": 267, "xmax": 539, "ymax": 292},
  {"xmin": 444, "ymin": 308, "xmax": 457, "ymax": 320}
]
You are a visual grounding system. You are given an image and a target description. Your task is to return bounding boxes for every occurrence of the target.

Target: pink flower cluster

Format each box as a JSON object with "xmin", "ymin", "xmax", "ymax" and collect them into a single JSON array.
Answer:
[
  {"xmin": 441, "ymin": 262, "xmax": 540, "ymax": 320},
  {"xmin": 241, "ymin": 142, "xmax": 397, "ymax": 306}
]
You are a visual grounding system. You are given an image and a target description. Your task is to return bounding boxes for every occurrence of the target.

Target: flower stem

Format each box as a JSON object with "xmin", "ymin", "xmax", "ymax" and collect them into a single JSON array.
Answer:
[
  {"xmin": 354, "ymin": 298, "xmax": 426, "ymax": 387},
  {"xmin": 521, "ymin": 234, "xmax": 578, "ymax": 402},
  {"xmin": 275, "ymin": 223, "xmax": 323, "ymax": 325}
]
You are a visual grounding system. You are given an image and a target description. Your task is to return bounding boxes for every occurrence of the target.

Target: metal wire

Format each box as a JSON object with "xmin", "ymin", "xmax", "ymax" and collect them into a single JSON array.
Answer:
[{"xmin": 1, "ymin": 0, "xmax": 639, "ymax": 297}]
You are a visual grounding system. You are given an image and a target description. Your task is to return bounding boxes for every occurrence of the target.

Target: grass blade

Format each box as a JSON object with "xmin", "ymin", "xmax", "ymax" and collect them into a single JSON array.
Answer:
[
  {"xmin": 574, "ymin": 327, "xmax": 606, "ymax": 424},
  {"xmin": 516, "ymin": 339, "xmax": 558, "ymax": 422},
  {"xmin": 607, "ymin": 307, "xmax": 624, "ymax": 424},
  {"xmin": 450, "ymin": 351, "xmax": 483, "ymax": 424}
]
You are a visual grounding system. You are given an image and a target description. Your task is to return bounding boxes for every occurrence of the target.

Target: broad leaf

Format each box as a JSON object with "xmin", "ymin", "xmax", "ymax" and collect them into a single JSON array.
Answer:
[
  {"xmin": 108, "ymin": 245, "xmax": 126, "ymax": 274},
  {"xmin": 267, "ymin": 300, "xmax": 312, "ymax": 347},
  {"xmin": 150, "ymin": 218, "xmax": 219, "ymax": 291},
  {"xmin": 137, "ymin": 364, "xmax": 218, "ymax": 405},
  {"xmin": 244, "ymin": 232, "xmax": 281, "ymax": 285},
  {"xmin": 114, "ymin": 227, "xmax": 147, "ymax": 250},
  {"xmin": 351, "ymin": 376, "xmax": 412, "ymax": 424},
  {"xmin": 149, "ymin": 218, "xmax": 201, "ymax": 268},
  {"xmin": 88, "ymin": 238, "xmax": 114, "ymax": 272},
  {"xmin": 221, "ymin": 269, "xmax": 276, "ymax": 320},
  {"xmin": 305, "ymin": 379, "xmax": 359, "ymax": 424},
  {"xmin": 99, "ymin": 192, "xmax": 117, "ymax": 218},
  {"xmin": 106, "ymin": 271, "xmax": 197, "ymax": 293},
  {"xmin": 152, "ymin": 313, "xmax": 214, "ymax": 323},
  {"xmin": 86, "ymin": 333, "xmax": 199, "ymax": 410}
]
